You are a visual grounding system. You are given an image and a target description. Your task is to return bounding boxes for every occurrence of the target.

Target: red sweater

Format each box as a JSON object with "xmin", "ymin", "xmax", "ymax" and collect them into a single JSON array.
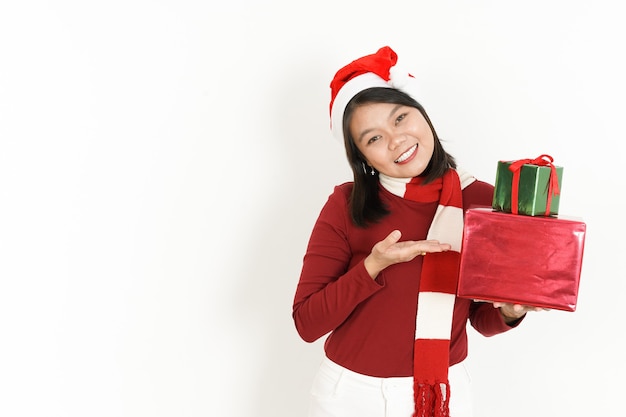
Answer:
[{"xmin": 293, "ymin": 179, "xmax": 518, "ymax": 377}]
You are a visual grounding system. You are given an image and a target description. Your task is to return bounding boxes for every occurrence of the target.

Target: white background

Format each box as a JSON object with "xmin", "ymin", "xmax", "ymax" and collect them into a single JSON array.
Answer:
[{"xmin": 1, "ymin": 1, "xmax": 624, "ymax": 416}]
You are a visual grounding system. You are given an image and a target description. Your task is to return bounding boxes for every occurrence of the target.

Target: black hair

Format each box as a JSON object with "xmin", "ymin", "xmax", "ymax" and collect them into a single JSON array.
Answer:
[{"xmin": 342, "ymin": 87, "xmax": 456, "ymax": 227}]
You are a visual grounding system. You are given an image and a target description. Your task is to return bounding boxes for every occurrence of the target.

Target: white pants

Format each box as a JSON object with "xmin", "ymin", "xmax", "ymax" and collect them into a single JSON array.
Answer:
[{"xmin": 308, "ymin": 357, "xmax": 474, "ymax": 417}]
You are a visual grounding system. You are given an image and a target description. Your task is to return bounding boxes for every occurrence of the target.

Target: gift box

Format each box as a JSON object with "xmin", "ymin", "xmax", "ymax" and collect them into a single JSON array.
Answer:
[
  {"xmin": 457, "ymin": 208, "xmax": 586, "ymax": 311},
  {"xmin": 492, "ymin": 154, "xmax": 563, "ymax": 216}
]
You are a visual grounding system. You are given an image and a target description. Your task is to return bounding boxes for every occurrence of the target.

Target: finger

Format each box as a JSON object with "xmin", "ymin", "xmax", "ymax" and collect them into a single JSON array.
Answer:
[
  {"xmin": 420, "ymin": 241, "xmax": 452, "ymax": 253},
  {"xmin": 521, "ymin": 305, "xmax": 548, "ymax": 312},
  {"xmin": 387, "ymin": 230, "xmax": 401, "ymax": 243},
  {"xmin": 377, "ymin": 230, "xmax": 402, "ymax": 252}
]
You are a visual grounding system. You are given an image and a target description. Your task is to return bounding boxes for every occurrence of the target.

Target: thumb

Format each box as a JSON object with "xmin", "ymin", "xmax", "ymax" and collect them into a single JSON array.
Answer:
[{"xmin": 380, "ymin": 230, "xmax": 401, "ymax": 250}]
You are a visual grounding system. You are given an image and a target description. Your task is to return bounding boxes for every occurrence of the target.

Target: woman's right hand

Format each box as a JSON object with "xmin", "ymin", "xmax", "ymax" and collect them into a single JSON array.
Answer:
[{"xmin": 364, "ymin": 229, "xmax": 451, "ymax": 279}]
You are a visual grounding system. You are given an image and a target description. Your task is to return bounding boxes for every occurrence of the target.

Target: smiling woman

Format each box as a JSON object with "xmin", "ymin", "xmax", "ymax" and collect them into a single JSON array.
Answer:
[
  {"xmin": 291, "ymin": 46, "xmax": 541, "ymax": 417},
  {"xmin": 349, "ymin": 102, "xmax": 434, "ymax": 178}
]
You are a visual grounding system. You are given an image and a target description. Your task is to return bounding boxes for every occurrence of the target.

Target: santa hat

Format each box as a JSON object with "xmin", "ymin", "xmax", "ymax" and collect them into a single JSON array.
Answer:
[{"xmin": 329, "ymin": 46, "xmax": 422, "ymax": 141}]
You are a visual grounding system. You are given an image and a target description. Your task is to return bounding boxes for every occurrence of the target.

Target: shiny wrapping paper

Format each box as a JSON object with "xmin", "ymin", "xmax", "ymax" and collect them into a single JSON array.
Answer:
[
  {"xmin": 492, "ymin": 159, "xmax": 563, "ymax": 216},
  {"xmin": 457, "ymin": 208, "xmax": 586, "ymax": 311}
]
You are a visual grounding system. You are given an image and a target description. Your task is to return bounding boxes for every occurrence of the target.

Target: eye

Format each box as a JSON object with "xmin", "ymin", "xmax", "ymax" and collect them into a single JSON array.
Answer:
[
  {"xmin": 395, "ymin": 113, "xmax": 407, "ymax": 125},
  {"xmin": 367, "ymin": 135, "xmax": 382, "ymax": 145}
]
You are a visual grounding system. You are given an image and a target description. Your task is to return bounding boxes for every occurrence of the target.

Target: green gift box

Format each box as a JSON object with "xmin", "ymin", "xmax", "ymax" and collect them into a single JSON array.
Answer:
[{"xmin": 492, "ymin": 155, "xmax": 563, "ymax": 216}]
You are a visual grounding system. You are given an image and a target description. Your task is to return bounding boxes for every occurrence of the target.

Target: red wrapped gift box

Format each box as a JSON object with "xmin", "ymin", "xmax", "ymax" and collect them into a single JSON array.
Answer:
[{"xmin": 457, "ymin": 208, "xmax": 586, "ymax": 311}]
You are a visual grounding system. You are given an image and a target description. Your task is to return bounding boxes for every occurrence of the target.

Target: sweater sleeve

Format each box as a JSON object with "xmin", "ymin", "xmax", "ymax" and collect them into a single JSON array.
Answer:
[
  {"xmin": 292, "ymin": 186, "xmax": 384, "ymax": 343},
  {"xmin": 468, "ymin": 301, "xmax": 524, "ymax": 336}
]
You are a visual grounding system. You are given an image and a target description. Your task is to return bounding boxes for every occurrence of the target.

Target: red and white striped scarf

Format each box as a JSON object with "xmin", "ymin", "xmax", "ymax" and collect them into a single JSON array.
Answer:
[{"xmin": 379, "ymin": 168, "xmax": 475, "ymax": 417}]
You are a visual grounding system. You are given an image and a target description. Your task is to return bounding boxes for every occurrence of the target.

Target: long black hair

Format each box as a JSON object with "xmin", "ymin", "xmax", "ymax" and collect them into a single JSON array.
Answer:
[{"xmin": 342, "ymin": 87, "xmax": 457, "ymax": 227}]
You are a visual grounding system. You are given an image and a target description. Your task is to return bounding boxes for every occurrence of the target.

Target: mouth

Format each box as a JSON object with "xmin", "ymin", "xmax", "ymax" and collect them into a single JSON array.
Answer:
[{"xmin": 394, "ymin": 144, "xmax": 418, "ymax": 164}]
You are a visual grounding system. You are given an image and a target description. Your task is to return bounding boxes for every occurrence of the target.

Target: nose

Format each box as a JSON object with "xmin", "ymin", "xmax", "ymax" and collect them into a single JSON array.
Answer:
[{"xmin": 388, "ymin": 131, "xmax": 406, "ymax": 150}]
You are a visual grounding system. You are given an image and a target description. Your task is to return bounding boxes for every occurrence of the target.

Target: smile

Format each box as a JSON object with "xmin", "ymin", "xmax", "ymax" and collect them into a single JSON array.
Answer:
[{"xmin": 394, "ymin": 144, "xmax": 417, "ymax": 163}]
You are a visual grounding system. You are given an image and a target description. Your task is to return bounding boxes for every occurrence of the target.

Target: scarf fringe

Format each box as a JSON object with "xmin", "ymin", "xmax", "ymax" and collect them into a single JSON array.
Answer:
[{"xmin": 413, "ymin": 382, "xmax": 450, "ymax": 417}]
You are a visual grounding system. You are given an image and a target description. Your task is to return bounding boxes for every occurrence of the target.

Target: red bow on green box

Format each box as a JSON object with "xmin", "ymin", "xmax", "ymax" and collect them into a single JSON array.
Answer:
[{"xmin": 508, "ymin": 154, "xmax": 561, "ymax": 216}]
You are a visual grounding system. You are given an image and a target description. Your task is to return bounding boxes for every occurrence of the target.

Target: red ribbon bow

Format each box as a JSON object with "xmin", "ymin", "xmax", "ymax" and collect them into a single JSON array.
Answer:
[{"xmin": 508, "ymin": 154, "xmax": 561, "ymax": 216}]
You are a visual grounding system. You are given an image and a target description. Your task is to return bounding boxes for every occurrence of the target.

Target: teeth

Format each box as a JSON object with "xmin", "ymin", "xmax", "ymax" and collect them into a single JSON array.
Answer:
[{"xmin": 395, "ymin": 144, "xmax": 417, "ymax": 163}]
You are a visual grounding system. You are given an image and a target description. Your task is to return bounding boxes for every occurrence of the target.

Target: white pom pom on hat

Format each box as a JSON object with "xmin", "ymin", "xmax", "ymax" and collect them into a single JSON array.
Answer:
[{"xmin": 329, "ymin": 46, "xmax": 421, "ymax": 141}]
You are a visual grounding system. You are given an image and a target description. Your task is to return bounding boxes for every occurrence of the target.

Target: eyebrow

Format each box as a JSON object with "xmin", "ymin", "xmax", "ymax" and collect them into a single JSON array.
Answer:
[{"xmin": 356, "ymin": 104, "xmax": 404, "ymax": 144}]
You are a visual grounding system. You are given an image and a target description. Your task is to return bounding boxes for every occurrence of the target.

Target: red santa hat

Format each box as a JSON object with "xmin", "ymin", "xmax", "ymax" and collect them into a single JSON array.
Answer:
[{"xmin": 329, "ymin": 46, "xmax": 421, "ymax": 141}]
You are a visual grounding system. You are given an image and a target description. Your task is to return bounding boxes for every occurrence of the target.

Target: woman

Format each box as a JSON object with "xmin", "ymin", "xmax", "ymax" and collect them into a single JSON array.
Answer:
[{"xmin": 292, "ymin": 46, "xmax": 541, "ymax": 417}]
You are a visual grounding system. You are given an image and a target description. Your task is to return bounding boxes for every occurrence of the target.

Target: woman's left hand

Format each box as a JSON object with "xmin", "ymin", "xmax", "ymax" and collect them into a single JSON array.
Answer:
[{"xmin": 492, "ymin": 301, "xmax": 549, "ymax": 324}]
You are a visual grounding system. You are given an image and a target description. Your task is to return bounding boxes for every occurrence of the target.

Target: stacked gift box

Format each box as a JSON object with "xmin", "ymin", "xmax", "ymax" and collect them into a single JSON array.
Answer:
[{"xmin": 457, "ymin": 155, "xmax": 586, "ymax": 312}]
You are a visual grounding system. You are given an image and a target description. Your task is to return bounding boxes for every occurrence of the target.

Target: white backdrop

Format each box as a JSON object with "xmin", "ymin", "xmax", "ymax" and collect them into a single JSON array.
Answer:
[{"xmin": 1, "ymin": 1, "xmax": 624, "ymax": 416}]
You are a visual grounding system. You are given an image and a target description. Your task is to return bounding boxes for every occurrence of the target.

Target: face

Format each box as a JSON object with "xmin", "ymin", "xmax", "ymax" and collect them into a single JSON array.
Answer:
[{"xmin": 349, "ymin": 102, "xmax": 435, "ymax": 178}]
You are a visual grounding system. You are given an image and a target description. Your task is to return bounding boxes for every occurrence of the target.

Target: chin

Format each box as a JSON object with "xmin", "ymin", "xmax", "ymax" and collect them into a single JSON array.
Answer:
[{"xmin": 405, "ymin": 165, "xmax": 427, "ymax": 178}]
